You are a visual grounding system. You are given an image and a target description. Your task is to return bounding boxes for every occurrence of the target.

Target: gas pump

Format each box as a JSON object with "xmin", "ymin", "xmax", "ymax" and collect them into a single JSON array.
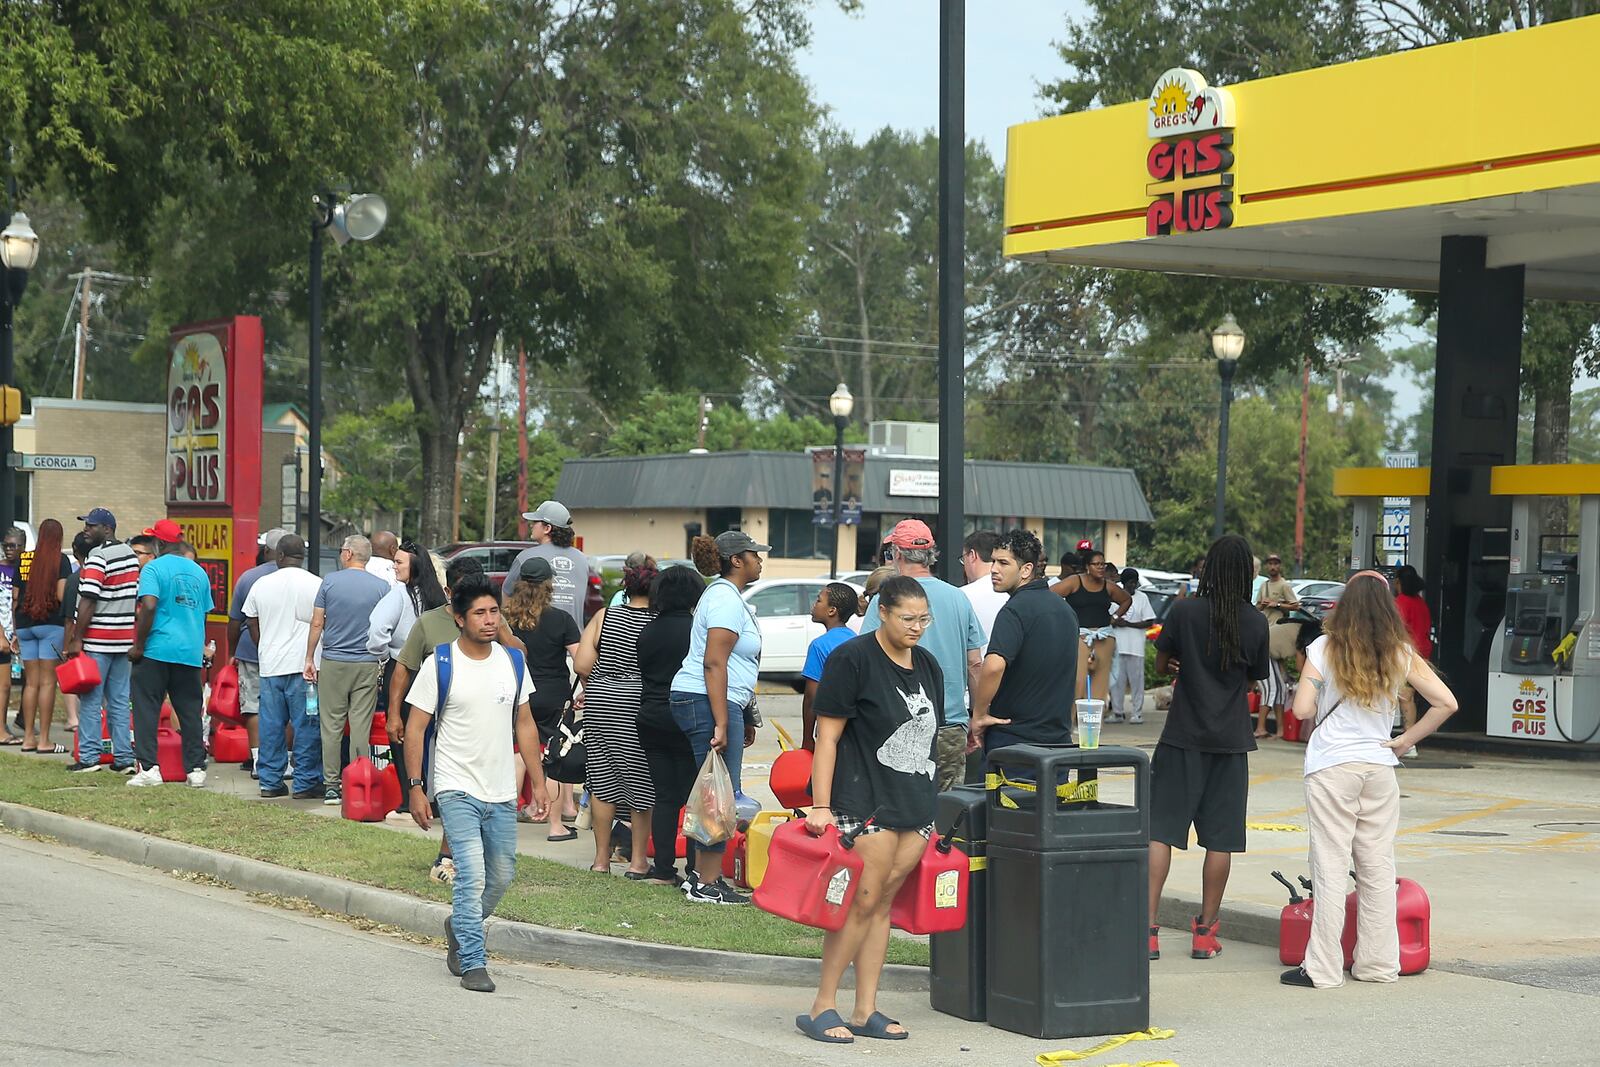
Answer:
[{"xmin": 1485, "ymin": 467, "xmax": 1600, "ymax": 744}]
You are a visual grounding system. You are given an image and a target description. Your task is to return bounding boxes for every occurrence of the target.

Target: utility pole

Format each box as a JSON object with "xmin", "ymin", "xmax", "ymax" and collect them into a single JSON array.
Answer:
[
  {"xmin": 517, "ymin": 343, "xmax": 529, "ymax": 540},
  {"xmin": 483, "ymin": 336, "xmax": 502, "ymax": 539},
  {"xmin": 451, "ymin": 426, "xmax": 465, "ymax": 543},
  {"xmin": 75, "ymin": 270, "xmax": 90, "ymax": 399},
  {"xmin": 935, "ymin": 0, "xmax": 966, "ymax": 584},
  {"xmin": 1295, "ymin": 353, "xmax": 1310, "ymax": 578}
]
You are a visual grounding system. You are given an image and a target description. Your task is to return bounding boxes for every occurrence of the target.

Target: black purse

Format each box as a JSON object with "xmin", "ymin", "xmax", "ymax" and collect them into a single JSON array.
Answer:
[{"xmin": 543, "ymin": 703, "xmax": 586, "ymax": 784}]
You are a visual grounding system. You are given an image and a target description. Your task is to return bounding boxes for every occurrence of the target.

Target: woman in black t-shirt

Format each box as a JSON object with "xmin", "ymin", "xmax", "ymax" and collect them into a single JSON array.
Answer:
[
  {"xmin": 634, "ymin": 565, "xmax": 704, "ymax": 885},
  {"xmin": 504, "ymin": 557, "xmax": 582, "ymax": 831},
  {"xmin": 16, "ymin": 519, "xmax": 71, "ymax": 753},
  {"xmin": 799, "ymin": 576, "xmax": 942, "ymax": 1044}
]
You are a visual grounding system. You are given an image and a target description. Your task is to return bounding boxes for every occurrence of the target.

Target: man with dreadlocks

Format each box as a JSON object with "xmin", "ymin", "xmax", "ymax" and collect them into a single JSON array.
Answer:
[{"xmin": 1148, "ymin": 535, "xmax": 1270, "ymax": 963}]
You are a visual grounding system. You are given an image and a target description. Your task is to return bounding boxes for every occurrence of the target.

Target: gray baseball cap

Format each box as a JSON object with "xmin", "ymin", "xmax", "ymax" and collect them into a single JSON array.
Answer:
[
  {"xmin": 521, "ymin": 499, "xmax": 572, "ymax": 527},
  {"xmin": 715, "ymin": 530, "xmax": 770, "ymax": 556},
  {"xmin": 258, "ymin": 526, "xmax": 291, "ymax": 550}
]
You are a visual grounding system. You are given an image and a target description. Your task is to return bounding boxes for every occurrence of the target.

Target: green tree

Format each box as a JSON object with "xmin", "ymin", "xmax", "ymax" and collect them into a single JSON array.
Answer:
[
  {"xmin": 322, "ymin": 401, "xmax": 423, "ymax": 533},
  {"xmin": 601, "ymin": 391, "xmax": 859, "ymax": 456}
]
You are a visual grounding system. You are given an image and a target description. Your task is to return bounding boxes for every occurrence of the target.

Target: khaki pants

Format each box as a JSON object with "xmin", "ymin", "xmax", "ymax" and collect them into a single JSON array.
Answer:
[
  {"xmin": 1303, "ymin": 762, "xmax": 1401, "ymax": 987},
  {"xmin": 318, "ymin": 659, "xmax": 381, "ymax": 790}
]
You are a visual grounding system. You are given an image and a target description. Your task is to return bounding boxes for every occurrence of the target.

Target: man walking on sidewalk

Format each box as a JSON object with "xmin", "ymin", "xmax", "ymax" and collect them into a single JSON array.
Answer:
[
  {"xmin": 245, "ymin": 535, "xmax": 324, "ymax": 799},
  {"xmin": 403, "ymin": 573, "xmax": 550, "ymax": 993},
  {"xmin": 304, "ymin": 535, "xmax": 391, "ymax": 805},
  {"xmin": 127, "ymin": 523, "xmax": 213, "ymax": 787},
  {"xmin": 64, "ymin": 508, "xmax": 141, "ymax": 773}
]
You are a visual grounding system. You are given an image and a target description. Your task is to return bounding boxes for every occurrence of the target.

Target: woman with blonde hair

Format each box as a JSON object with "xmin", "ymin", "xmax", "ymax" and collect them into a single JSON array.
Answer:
[
  {"xmin": 1283, "ymin": 570, "xmax": 1457, "ymax": 989},
  {"xmin": 503, "ymin": 557, "xmax": 582, "ymax": 838}
]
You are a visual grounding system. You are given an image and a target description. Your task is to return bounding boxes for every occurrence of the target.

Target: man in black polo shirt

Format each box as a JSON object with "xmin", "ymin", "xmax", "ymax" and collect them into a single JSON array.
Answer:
[{"xmin": 967, "ymin": 529, "xmax": 1079, "ymax": 753}]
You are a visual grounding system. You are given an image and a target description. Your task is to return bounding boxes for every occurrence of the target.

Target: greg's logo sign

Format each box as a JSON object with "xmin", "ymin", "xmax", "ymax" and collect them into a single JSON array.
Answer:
[
  {"xmin": 1145, "ymin": 68, "xmax": 1236, "ymax": 237},
  {"xmin": 1511, "ymin": 678, "xmax": 1548, "ymax": 736}
]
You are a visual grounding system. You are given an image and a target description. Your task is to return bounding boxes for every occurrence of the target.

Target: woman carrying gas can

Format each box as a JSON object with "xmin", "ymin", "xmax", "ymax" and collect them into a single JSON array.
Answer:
[
  {"xmin": 798, "ymin": 576, "xmax": 942, "ymax": 1043},
  {"xmin": 1284, "ymin": 570, "xmax": 1457, "ymax": 989}
]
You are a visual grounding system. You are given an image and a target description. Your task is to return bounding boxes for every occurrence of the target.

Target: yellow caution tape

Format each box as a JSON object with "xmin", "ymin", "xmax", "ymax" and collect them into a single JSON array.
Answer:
[
  {"xmin": 1246, "ymin": 822, "xmax": 1307, "ymax": 832},
  {"xmin": 1035, "ymin": 1027, "xmax": 1176, "ymax": 1066},
  {"xmin": 986, "ymin": 771, "xmax": 1099, "ymax": 809},
  {"xmin": 969, "ymin": 856, "xmax": 987, "ymax": 872}
]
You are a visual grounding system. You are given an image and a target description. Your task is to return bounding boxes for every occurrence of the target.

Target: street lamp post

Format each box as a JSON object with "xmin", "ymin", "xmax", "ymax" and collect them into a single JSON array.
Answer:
[
  {"xmin": 828, "ymin": 383, "xmax": 854, "ymax": 580},
  {"xmin": 0, "ymin": 211, "xmax": 41, "ymax": 540},
  {"xmin": 307, "ymin": 191, "xmax": 387, "ymax": 574},
  {"xmin": 1211, "ymin": 313, "xmax": 1245, "ymax": 542}
]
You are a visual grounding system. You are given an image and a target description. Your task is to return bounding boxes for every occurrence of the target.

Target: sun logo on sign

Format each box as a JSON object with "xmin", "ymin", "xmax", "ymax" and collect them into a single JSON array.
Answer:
[
  {"xmin": 1519, "ymin": 678, "xmax": 1539, "ymax": 695},
  {"xmin": 1150, "ymin": 76, "xmax": 1192, "ymax": 121}
]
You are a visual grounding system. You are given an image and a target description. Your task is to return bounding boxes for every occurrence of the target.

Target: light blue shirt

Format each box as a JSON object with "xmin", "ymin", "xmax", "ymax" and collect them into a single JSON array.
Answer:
[
  {"xmin": 138, "ymin": 553, "xmax": 214, "ymax": 667},
  {"xmin": 670, "ymin": 578, "xmax": 762, "ymax": 708},
  {"xmin": 313, "ymin": 567, "xmax": 391, "ymax": 662},
  {"xmin": 861, "ymin": 575, "xmax": 984, "ymax": 725}
]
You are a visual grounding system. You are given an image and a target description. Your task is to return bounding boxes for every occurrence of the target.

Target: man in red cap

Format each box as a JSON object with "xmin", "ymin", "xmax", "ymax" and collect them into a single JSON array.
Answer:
[
  {"xmin": 125, "ymin": 520, "xmax": 213, "ymax": 788},
  {"xmin": 859, "ymin": 518, "xmax": 986, "ymax": 789}
]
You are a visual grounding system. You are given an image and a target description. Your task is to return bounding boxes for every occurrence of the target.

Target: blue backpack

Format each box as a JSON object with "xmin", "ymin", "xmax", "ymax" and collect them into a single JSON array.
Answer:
[{"xmin": 418, "ymin": 642, "xmax": 526, "ymax": 795}]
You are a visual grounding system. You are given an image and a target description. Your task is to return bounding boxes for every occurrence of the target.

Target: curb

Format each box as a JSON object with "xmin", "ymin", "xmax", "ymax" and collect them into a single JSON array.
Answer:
[{"xmin": 0, "ymin": 801, "xmax": 927, "ymax": 991}]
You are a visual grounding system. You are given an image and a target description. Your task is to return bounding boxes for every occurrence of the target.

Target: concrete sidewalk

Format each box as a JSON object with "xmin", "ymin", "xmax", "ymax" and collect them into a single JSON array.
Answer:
[{"xmin": 164, "ymin": 692, "xmax": 1600, "ymax": 982}]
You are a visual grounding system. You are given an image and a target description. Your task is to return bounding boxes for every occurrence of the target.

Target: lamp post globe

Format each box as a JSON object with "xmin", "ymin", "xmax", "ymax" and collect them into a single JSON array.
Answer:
[
  {"xmin": 1210, "ymin": 314, "xmax": 1245, "ymax": 541},
  {"xmin": 0, "ymin": 213, "xmax": 40, "ymax": 272},
  {"xmin": 828, "ymin": 383, "xmax": 853, "ymax": 579},
  {"xmin": 829, "ymin": 382, "xmax": 854, "ymax": 421}
]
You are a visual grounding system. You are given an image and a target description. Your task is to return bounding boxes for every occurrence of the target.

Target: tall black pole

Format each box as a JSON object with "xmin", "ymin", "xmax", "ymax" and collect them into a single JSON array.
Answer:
[
  {"xmin": 0, "ymin": 283, "xmax": 14, "ymax": 539},
  {"xmin": 1213, "ymin": 358, "xmax": 1236, "ymax": 541},
  {"xmin": 308, "ymin": 214, "xmax": 325, "ymax": 576},
  {"xmin": 936, "ymin": 0, "xmax": 965, "ymax": 583},
  {"xmin": 830, "ymin": 420, "xmax": 846, "ymax": 579}
]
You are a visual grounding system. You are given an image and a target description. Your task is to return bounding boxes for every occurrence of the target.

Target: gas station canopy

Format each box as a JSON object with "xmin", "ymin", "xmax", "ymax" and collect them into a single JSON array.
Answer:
[{"xmin": 1004, "ymin": 16, "xmax": 1600, "ymax": 301}]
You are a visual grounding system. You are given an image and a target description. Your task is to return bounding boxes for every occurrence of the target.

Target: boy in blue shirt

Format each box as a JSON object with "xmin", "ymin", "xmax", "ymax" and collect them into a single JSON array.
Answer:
[
  {"xmin": 800, "ymin": 583, "xmax": 861, "ymax": 751},
  {"xmin": 127, "ymin": 521, "xmax": 214, "ymax": 787}
]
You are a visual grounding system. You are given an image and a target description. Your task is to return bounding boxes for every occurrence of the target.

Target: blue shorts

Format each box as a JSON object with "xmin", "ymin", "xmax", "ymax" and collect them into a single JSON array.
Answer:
[{"xmin": 16, "ymin": 624, "xmax": 64, "ymax": 662}]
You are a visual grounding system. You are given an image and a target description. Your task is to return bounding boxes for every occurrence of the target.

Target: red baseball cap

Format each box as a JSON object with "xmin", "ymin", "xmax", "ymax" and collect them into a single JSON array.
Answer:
[
  {"xmin": 1076, "ymin": 539, "xmax": 1095, "ymax": 552},
  {"xmin": 144, "ymin": 519, "xmax": 183, "ymax": 543},
  {"xmin": 885, "ymin": 519, "xmax": 935, "ymax": 550}
]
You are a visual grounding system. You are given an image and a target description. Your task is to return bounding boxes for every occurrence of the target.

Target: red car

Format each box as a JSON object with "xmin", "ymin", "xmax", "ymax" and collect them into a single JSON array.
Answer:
[{"xmin": 437, "ymin": 541, "xmax": 604, "ymax": 618}]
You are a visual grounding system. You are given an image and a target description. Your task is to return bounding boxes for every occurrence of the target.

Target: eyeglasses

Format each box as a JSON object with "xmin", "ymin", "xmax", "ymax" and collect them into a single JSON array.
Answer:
[
  {"xmin": 893, "ymin": 614, "xmax": 934, "ymax": 629},
  {"xmin": 1087, "ymin": 561, "xmax": 1108, "ymax": 569}
]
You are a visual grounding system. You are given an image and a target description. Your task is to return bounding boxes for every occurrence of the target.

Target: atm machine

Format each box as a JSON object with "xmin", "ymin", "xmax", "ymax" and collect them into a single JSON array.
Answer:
[{"xmin": 1486, "ymin": 467, "xmax": 1600, "ymax": 744}]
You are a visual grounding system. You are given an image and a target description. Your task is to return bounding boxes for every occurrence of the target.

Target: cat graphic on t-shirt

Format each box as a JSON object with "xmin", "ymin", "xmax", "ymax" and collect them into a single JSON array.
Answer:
[{"xmin": 876, "ymin": 685, "xmax": 937, "ymax": 779}]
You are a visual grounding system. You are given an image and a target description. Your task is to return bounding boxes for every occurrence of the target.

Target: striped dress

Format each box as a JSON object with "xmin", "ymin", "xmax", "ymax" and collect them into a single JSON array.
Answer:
[{"xmin": 583, "ymin": 604, "xmax": 655, "ymax": 808}]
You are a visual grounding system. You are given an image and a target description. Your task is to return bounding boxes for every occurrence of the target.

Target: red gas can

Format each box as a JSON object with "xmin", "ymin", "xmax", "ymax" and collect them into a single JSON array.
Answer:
[
  {"xmin": 769, "ymin": 737, "xmax": 813, "ymax": 810},
  {"xmin": 1280, "ymin": 705, "xmax": 1305, "ymax": 743},
  {"xmin": 889, "ymin": 830, "xmax": 971, "ymax": 934},
  {"xmin": 378, "ymin": 761, "xmax": 402, "ymax": 814},
  {"xmin": 370, "ymin": 712, "xmax": 389, "ymax": 747},
  {"xmin": 341, "ymin": 758, "xmax": 388, "ymax": 822},
  {"xmin": 156, "ymin": 726, "xmax": 185, "ymax": 782},
  {"xmin": 721, "ymin": 829, "xmax": 749, "ymax": 889},
  {"xmin": 210, "ymin": 720, "xmax": 250, "ymax": 763},
  {"xmin": 1275, "ymin": 872, "xmax": 1430, "ymax": 975},
  {"xmin": 56, "ymin": 655, "xmax": 101, "ymax": 697},
  {"xmin": 1273, "ymin": 872, "xmax": 1315, "ymax": 965},
  {"xmin": 206, "ymin": 663, "xmax": 242, "ymax": 724},
  {"xmin": 646, "ymin": 808, "xmax": 688, "ymax": 860},
  {"xmin": 753, "ymin": 820, "xmax": 863, "ymax": 931},
  {"xmin": 74, "ymin": 717, "xmax": 114, "ymax": 766}
]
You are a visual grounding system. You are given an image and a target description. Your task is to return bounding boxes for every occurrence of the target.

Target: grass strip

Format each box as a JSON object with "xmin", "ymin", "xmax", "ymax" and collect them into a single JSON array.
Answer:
[{"xmin": 0, "ymin": 751, "xmax": 928, "ymax": 966}]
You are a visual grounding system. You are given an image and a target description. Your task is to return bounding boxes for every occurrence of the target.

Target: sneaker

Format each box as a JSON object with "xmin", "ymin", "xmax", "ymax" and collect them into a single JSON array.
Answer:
[
  {"xmin": 66, "ymin": 761, "xmax": 103, "ymax": 773},
  {"xmin": 292, "ymin": 784, "xmax": 324, "ymax": 800},
  {"xmin": 1403, "ymin": 745, "xmax": 1418, "ymax": 759},
  {"xmin": 1280, "ymin": 966, "xmax": 1316, "ymax": 987},
  {"xmin": 323, "ymin": 787, "xmax": 341, "ymax": 806},
  {"xmin": 1104, "ymin": 711, "xmax": 1125, "ymax": 723},
  {"xmin": 259, "ymin": 785, "xmax": 288, "ymax": 799},
  {"xmin": 186, "ymin": 769, "xmax": 207, "ymax": 789},
  {"xmin": 459, "ymin": 967, "xmax": 495, "ymax": 993},
  {"xmin": 685, "ymin": 876, "xmax": 750, "ymax": 905},
  {"xmin": 1191, "ymin": 915, "xmax": 1222, "ymax": 959},
  {"xmin": 445, "ymin": 919, "xmax": 462, "ymax": 977},
  {"xmin": 126, "ymin": 766, "xmax": 165, "ymax": 788},
  {"xmin": 1127, "ymin": 714, "xmax": 1144, "ymax": 725},
  {"xmin": 112, "ymin": 762, "xmax": 137, "ymax": 775},
  {"xmin": 430, "ymin": 858, "xmax": 456, "ymax": 884},
  {"xmin": 1149, "ymin": 924, "xmax": 1161, "ymax": 960}
]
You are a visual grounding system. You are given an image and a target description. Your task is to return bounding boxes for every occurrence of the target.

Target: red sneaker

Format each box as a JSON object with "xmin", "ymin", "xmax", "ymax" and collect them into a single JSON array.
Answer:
[
  {"xmin": 1148, "ymin": 924, "xmax": 1161, "ymax": 960},
  {"xmin": 1191, "ymin": 915, "xmax": 1222, "ymax": 959}
]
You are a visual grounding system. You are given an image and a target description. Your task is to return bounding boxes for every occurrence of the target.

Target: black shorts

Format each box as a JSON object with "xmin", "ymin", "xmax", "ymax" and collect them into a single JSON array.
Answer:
[{"xmin": 1149, "ymin": 742, "xmax": 1249, "ymax": 853}]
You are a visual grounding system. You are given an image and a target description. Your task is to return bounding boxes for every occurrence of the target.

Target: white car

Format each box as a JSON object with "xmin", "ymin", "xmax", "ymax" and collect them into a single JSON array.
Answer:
[
  {"xmin": 744, "ymin": 578, "xmax": 865, "ymax": 675},
  {"xmin": 1291, "ymin": 579, "xmax": 1347, "ymax": 600}
]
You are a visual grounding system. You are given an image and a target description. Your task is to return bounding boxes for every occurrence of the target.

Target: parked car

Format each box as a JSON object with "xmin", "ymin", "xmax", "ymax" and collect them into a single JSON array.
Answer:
[
  {"xmin": 438, "ymin": 540, "xmax": 604, "ymax": 618},
  {"xmin": 1291, "ymin": 579, "xmax": 1346, "ymax": 619},
  {"xmin": 744, "ymin": 577, "xmax": 865, "ymax": 676}
]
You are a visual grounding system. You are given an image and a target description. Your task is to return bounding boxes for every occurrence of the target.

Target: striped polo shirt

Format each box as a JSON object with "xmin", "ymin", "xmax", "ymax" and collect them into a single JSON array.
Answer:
[{"xmin": 77, "ymin": 541, "xmax": 140, "ymax": 654}]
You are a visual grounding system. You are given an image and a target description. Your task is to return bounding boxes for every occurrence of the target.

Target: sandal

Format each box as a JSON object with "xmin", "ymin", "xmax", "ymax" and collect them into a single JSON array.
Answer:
[
  {"xmin": 848, "ymin": 1011, "xmax": 908, "ymax": 1041},
  {"xmin": 796, "ymin": 1009, "xmax": 854, "ymax": 1044},
  {"xmin": 36, "ymin": 743, "xmax": 68, "ymax": 754},
  {"xmin": 0, "ymin": 735, "xmax": 22, "ymax": 746},
  {"xmin": 622, "ymin": 870, "xmax": 653, "ymax": 880},
  {"xmin": 547, "ymin": 829, "xmax": 578, "ymax": 842},
  {"xmin": 588, "ymin": 864, "xmax": 612, "ymax": 874}
]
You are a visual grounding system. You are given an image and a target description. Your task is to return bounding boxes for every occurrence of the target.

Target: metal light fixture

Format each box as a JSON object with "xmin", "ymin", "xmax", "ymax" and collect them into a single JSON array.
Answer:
[
  {"xmin": 329, "ymin": 193, "xmax": 388, "ymax": 246},
  {"xmin": 828, "ymin": 382, "xmax": 854, "ymax": 420},
  {"xmin": 1211, "ymin": 312, "xmax": 1246, "ymax": 363},
  {"xmin": 0, "ymin": 212, "xmax": 40, "ymax": 271}
]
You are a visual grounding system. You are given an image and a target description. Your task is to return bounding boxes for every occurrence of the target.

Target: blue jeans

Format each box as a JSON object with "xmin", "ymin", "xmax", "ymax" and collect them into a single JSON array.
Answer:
[
  {"xmin": 436, "ymin": 791, "xmax": 519, "ymax": 973},
  {"xmin": 258, "ymin": 673, "xmax": 323, "ymax": 793},
  {"xmin": 668, "ymin": 691, "xmax": 745, "ymax": 854},
  {"xmin": 77, "ymin": 651, "xmax": 132, "ymax": 765}
]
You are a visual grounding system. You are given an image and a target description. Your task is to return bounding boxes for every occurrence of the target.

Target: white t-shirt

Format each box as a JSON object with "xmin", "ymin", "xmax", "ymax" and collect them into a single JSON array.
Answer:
[
  {"xmin": 1302, "ymin": 635, "xmax": 1402, "ymax": 776},
  {"xmin": 405, "ymin": 641, "xmax": 534, "ymax": 803},
  {"xmin": 1113, "ymin": 590, "xmax": 1155, "ymax": 656},
  {"xmin": 366, "ymin": 556, "xmax": 398, "ymax": 588},
  {"xmin": 961, "ymin": 575, "xmax": 1008, "ymax": 653},
  {"xmin": 242, "ymin": 568, "xmax": 322, "ymax": 677}
]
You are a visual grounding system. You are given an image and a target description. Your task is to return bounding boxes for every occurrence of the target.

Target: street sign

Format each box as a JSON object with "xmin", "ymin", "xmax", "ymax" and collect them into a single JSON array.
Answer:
[
  {"xmin": 7, "ymin": 453, "xmax": 96, "ymax": 472},
  {"xmin": 1382, "ymin": 449, "xmax": 1418, "ymax": 507}
]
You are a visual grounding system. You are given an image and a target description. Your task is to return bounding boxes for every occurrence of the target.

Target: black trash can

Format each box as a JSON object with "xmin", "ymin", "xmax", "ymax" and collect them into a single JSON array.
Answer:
[
  {"xmin": 984, "ymin": 744, "xmax": 1151, "ymax": 1040},
  {"xmin": 929, "ymin": 785, "xmax": 988, "ymax": 1021}
]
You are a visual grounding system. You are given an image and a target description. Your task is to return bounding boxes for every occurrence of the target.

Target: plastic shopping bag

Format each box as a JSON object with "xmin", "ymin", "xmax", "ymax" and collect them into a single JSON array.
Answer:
[{"xmin": 683, "ymin": 748, "xmax": 738, "ymax": 846}]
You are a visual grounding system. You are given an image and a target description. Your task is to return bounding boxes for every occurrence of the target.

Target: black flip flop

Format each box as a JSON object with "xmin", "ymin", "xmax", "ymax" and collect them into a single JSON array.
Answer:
[
  {"xmin": 35, "ymin": 743, "xmax": 68, "ymax": 754},
  {"xmin": 796, "ymin": 1009, "xmax": 854, "ymax": 1044},
  {"xmin": 547, "ymin": 829, "xmax": 578, "ymax": 842},
  {"xmin": 848, "ymin": 1011, "xmax": 908, "ymax": 1041}
]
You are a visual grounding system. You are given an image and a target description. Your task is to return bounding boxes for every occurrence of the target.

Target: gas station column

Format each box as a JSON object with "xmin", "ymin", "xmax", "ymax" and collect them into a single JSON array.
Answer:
[{"xmin": 1425, "ymin": 236, "xmax": 1524, "ymax": 732}]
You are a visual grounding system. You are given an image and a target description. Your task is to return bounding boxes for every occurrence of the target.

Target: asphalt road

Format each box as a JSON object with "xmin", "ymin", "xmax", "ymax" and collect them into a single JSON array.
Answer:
[{"xmin": 4, "ymin": 832, "xmax": 1598, "ymax": 1067}]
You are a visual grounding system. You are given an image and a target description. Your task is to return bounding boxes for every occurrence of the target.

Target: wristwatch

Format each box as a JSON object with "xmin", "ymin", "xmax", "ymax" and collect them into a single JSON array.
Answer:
[{"xmin": 407, "ymin": 777, "xmax": 425, "ymax": 789}]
